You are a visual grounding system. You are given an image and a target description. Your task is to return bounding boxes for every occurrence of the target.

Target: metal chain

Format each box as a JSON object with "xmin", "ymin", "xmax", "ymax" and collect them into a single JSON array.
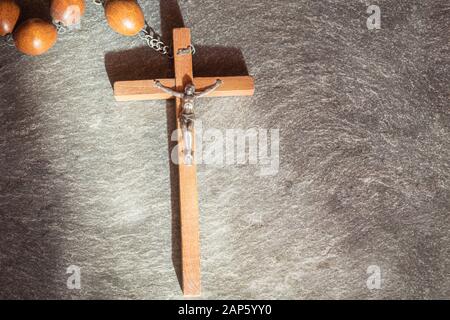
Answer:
[
  {"xmin": 54, "ymin": 22, "xmax": 68, "ymax": 34},
  {"xmin": 92, "ymin": 0, "xmax": 195, "ymax": 59},
  {"xmin": 138, "ymin": 22, "xmax": 173, "ymax": 58},
  {"xmin": 5, "ymin": 34, "xmax": 15, "ymax": 47}
]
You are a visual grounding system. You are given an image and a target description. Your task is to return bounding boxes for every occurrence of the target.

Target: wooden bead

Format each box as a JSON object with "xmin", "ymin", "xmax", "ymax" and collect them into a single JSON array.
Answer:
[
  {"xmin": 105, "ymin": 0, "xmax": 145, "ymax": 36},
  {"xmin": 0, "ymin": 0, "xmax": 20, "ymax": 36},
  {"xmin": 14, "ymin": 19, "xmax": 58, "ymax": 56},
  {"xmin": 50, "ymin": 0, "xmax": 85, "ymax": 27}
]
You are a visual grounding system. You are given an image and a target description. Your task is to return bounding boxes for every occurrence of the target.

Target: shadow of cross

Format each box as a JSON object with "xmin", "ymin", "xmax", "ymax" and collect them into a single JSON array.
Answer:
[{"xmin": 113, "ymin": 28, "xmax": 254, "ymax": 297}]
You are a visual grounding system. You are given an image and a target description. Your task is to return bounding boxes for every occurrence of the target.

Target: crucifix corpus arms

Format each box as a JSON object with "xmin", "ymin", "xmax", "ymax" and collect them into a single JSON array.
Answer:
[{"xmin": 154, "ymin": 79, "xmax": 223, "ymax": 165}]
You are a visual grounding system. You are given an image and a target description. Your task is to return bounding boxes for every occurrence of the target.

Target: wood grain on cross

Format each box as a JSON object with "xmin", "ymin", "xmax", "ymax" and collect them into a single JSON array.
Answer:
[{"xmin": 113, "ymin": 28, "xmax": 254, "ymax": 296}]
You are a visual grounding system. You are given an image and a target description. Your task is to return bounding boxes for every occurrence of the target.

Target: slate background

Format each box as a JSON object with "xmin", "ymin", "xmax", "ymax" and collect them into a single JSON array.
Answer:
[{"xmin": 0, "ymin": 0, "xmax": 448, "ymax": 299}]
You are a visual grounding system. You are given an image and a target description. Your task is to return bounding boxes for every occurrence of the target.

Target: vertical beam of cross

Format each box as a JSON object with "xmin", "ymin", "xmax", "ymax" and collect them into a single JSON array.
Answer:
[{"xmin": 173, "ymin": 28, "xmax": 201, "ymax": 297}]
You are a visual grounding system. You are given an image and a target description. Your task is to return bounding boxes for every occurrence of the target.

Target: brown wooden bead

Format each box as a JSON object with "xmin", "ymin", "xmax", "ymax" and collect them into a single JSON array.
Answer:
[
  {"xmin": 0, "ymin": 0, "xmax": 20, "ymax": 36},
  {"xmin": 14, "ymin": 18, "xmax": 58, "ymax": 56},
  {"xmin": 105, "ymin": 0, "xmax": 145, "ymax": 36},
  {"xmin": 50, "ymin": 0, "xmax": 85, "ymax": 27}
]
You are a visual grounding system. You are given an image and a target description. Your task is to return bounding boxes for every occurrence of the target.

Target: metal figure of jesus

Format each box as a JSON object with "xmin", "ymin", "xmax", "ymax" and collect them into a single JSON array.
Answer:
[{"xmin": 154, "ymin": 79, "xmax": 223, "ymax": 165}]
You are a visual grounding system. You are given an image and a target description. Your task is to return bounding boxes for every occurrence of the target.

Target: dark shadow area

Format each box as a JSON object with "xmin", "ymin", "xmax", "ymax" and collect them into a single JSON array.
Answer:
[
  {"xmin": 0, "ymin": 0, "xmax": 63, "ymax": 298},
  {"xmin": 165, "ymin": 100, "xmax": 183, "ymax": 289},
  {"xmin": 192, "ymin": 46, "xmax": 249, "ymax": 77},
  {"xmin": 103, "ymin": 0, "xmax": 250, "ymax": 292},
  {"xmin": 161, "ymin": 0, "xmax": 184, "ymax": 292},
  {"xmin": 104, "ymin": 47, "xmax": 174, "ymax": 85},
  {"xmin": 104, "ymin": 44, "xmax": 249, "ymax": 86},
  {"xmin": 160, "ymin": 0, "xmax": 185, "ymax": 45},
  {"xmin": 0, "ymin": 83, "xmax": 64, "ymax": 299},
  {"xmin": 16, "ymin": 0, "xmax": 52, "ymax": 23}
]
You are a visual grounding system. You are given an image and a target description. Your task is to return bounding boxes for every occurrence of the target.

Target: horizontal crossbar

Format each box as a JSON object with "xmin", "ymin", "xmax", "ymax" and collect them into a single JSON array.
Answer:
[{"xmin": 114, "ymin": 76, "xmax": 255, "ymax": 101}]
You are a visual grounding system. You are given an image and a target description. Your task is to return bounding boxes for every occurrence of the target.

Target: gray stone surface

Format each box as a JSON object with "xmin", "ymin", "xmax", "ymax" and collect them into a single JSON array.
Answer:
[{"xmin": 0, "ymin": 0, "xmax": 448, "ymax": 299}]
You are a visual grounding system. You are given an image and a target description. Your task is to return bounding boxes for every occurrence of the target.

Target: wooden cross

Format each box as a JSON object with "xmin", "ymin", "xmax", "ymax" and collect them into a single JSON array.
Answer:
[{"xmin": 113, "ymin": 28, "xmax": 254, "ymax": 296}]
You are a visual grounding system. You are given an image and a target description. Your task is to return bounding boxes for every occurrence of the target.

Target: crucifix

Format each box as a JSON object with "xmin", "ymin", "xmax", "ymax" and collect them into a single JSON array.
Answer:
[{"xmin": 113, "ymin": 28, "xmax": 254, "ymax": 296}]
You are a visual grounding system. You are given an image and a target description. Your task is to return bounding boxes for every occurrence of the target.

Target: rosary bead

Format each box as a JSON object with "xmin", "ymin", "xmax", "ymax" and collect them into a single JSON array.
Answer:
[
  {"xmin": 0, "ymin": 0, "xmax": 20, "ymax": 36},
  {"xmin": 50, "ymin": 0, "xmax": 85, "ymax": 27},
  {"xmin": 105, "ymin": 0, "xmax": 145, "ymax": 36},
  {"xmin": 14, "ymin": 18, "xmax": 58, "ymax": 56}
]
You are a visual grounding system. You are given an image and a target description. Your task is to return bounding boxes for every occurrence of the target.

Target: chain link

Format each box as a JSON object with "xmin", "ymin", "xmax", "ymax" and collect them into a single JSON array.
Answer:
[
  {"xmin": 138, "ymin": 22, "xmax": 173, "ymax": 58},
  {"xmin": 54, "ymin": 22, "xmax": 68, "ymax": 34},
  {"xmin": 5, "ymin": 34, "xmax": 15, "ymax": 47}
]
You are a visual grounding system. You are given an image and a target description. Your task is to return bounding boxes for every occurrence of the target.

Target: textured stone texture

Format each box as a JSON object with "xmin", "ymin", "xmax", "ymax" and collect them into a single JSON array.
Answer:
[{"xmin": 0, "ymin": 0, "xmax": 448, "ymax": 299}]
